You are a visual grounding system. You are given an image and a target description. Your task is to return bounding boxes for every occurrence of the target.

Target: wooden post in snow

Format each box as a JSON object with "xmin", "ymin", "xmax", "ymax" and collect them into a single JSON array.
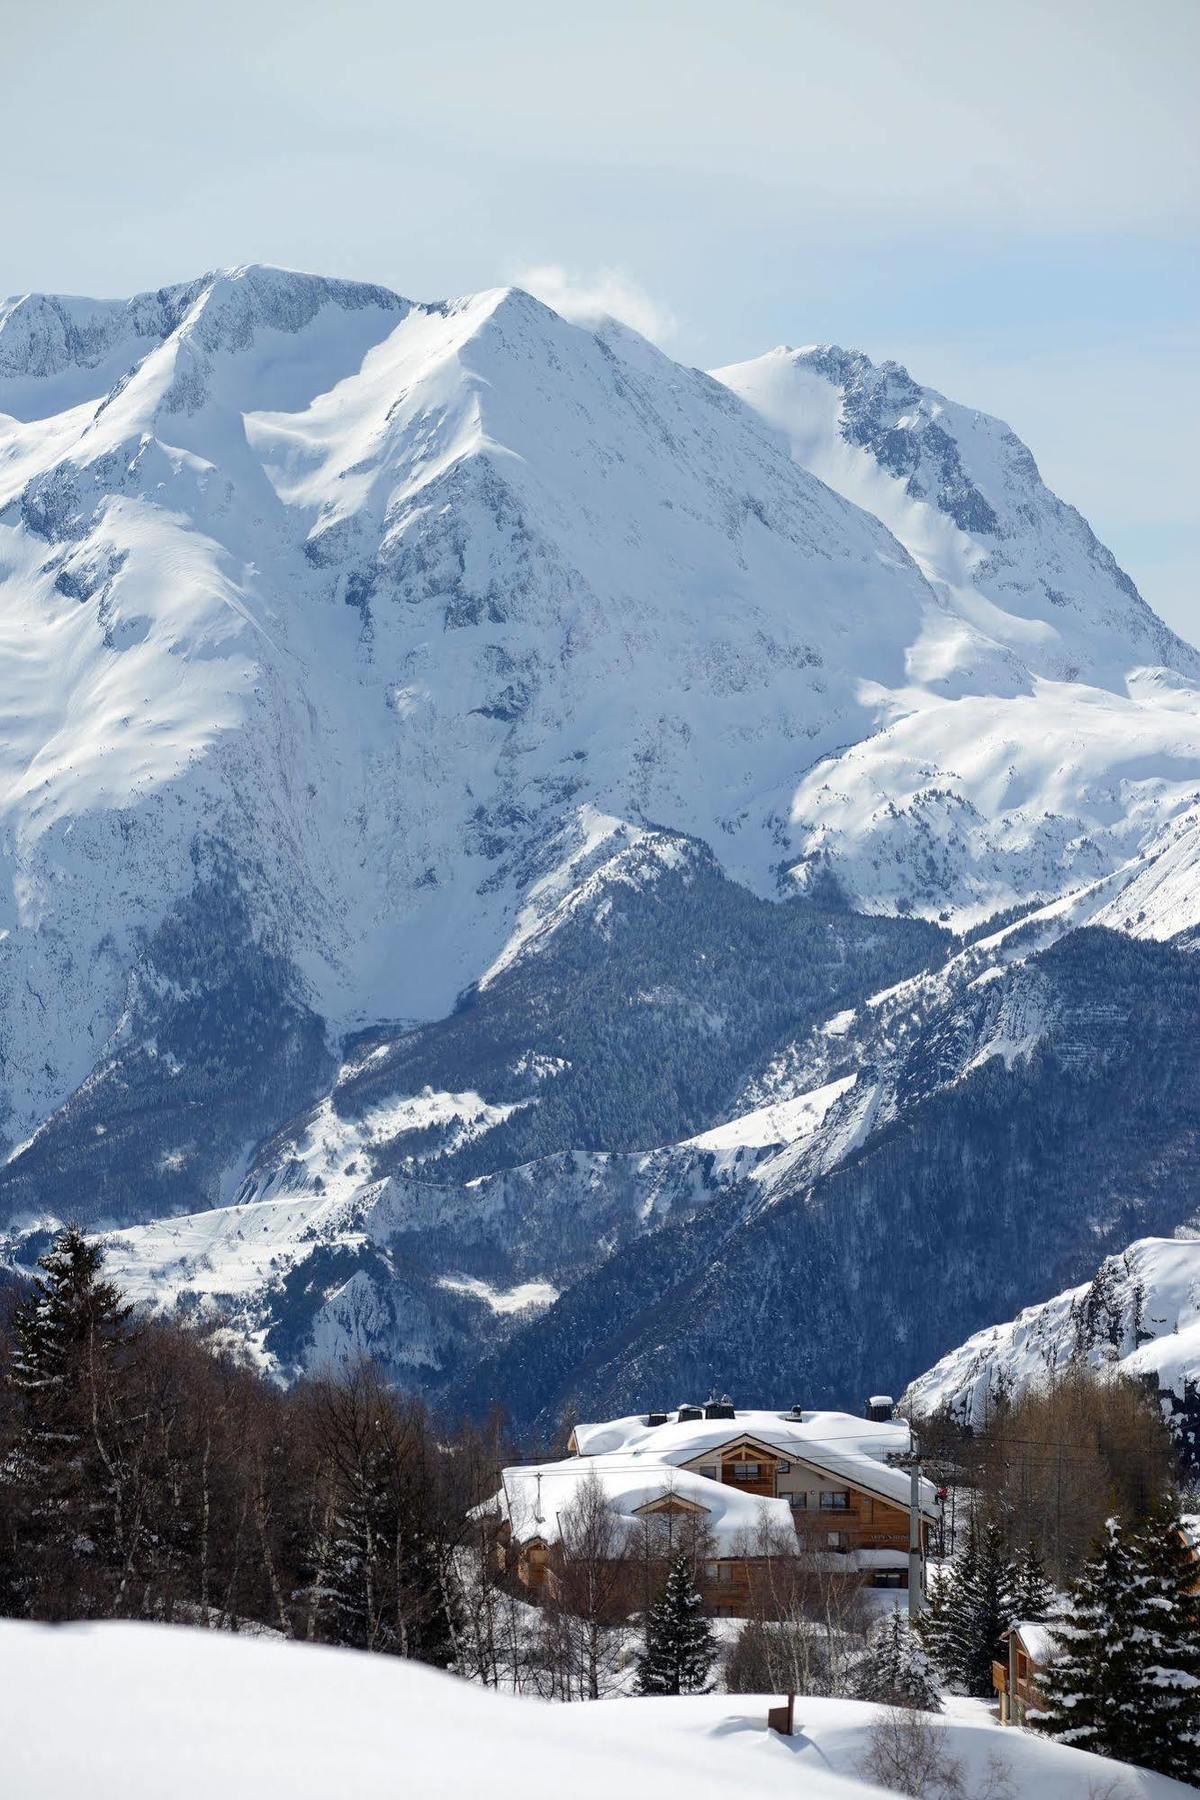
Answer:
[{"xmin": 767, "ymin": 1691, "xmax": 795, "ymax": 1736}]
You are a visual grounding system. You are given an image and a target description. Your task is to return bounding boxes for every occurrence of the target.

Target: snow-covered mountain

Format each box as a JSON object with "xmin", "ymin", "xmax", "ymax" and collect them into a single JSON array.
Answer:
[
  {"xmin": 0, "ymin": 267, "xmax": 945, "ymax": 1158},
  {"xmin": 715, "ymin": 344, "xmax": 1200, "ymax": 922},
  {"xmin": 2, "ymin": 263, "xmax": 1198, "ymax": 1423},
  {"xmin": 902, "ymin": 1236, "xmax": 1200, "ymax": 1463}
]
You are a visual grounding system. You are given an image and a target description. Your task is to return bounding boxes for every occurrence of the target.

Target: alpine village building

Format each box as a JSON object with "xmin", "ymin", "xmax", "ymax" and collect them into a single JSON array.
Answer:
[{"xmin": 489, "ymin": 1399, "xmax": 939, "ymax": 1616}]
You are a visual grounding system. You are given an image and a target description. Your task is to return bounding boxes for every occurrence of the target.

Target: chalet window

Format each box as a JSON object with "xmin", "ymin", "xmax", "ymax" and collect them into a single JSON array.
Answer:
[
  {"xmin": 699, "ymin": 1465, "xmax": 718, "ymax": 1482},
  {"xmin": 731, "ymin": 1462, "xmax": 761, "ymax": 1480},
  {"xmin": 819, "ymin": 1491, "xmax": 851, "ymax": 1511},
  {"xmin": 776, "ymin": 1460, "xmax": 791, "ymax": 1474},
  {"xmin": 872, "ymin": 1570, "xmax": 904, "ymax": 1587},
  {"xmin": 789, "ymin": 1492, "xmax": 808, "ymax": 1509},
  {"xmin": 827, "ymin": 1531, "xmax": 849, "ymax": 1550}
]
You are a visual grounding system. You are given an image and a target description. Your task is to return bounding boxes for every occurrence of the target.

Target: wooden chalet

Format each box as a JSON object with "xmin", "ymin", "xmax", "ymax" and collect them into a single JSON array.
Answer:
[
  {"xmin": 993, "ymin": 1620, "xmax": 1054, "ymax": 1726},
  {"xmin": 491, "ymin": 1398, "xmax": 939, "ymax": 1616}
]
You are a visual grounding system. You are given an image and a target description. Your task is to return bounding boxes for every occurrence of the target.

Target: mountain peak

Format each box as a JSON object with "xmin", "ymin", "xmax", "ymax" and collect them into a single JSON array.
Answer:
[{"xmin": 177, "ymin": 264, "xmax": 411, "ymax": 358}]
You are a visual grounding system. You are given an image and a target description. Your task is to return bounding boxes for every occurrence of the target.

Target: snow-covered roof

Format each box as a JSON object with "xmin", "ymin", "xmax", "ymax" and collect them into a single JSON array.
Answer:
[
  {"xmin": 1010, "ymin": 1620, "xmax": 1057, "ymax": 1666},
  {"xmin": 570, "ymin": 1408, "xmax": 938, "ymax": 1517},
  {"xmin": 853, "ymin": 1549, "xmax": 909, "ymax": 1570},
  {"xmin": 495, "ymin": 1456, "xmax": 794, "ymax": 1552}
]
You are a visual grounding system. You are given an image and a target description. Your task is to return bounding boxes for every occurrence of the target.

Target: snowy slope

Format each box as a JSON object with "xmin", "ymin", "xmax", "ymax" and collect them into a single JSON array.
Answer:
[
  {"xmin": 0, "ymin": 266, "xmax": 941, "ymax": 1160},
  {"xmin": 4, "ymin": 1621, "xmax": 1191, "ymax": 1800},
  {"xmin": 0, "ymin": 1622, "xmax": 869, "ymax": 1800},
  {"xmin": 66, "ymin": 820, "xmax": 1198, "ymax": 1400},
  {"xmin": 902, "ymin": 1236, "xmax": 1200, "ymax": 1431},
  {"xmin": 716, "ymin": 344, "xmax": 1200, "ymax": 924},
  {"xmin": 82, "ymin": 1125, "xmax": 760, "ymax": 1384}
]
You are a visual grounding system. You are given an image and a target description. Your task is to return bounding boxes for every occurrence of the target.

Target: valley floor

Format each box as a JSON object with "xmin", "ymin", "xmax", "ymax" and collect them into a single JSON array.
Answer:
[{"xmin": 2, "ymin": 1621, "xmax": 1191, "ymax": 1800}]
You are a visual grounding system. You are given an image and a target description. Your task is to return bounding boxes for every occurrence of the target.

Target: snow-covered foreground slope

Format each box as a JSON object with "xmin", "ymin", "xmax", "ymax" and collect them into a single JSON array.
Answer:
[
  {"xmin": 716, "ymin": 344, "xmax": 1200, "ymax": 923},
  {"xmin": 903, "ymin": 1236, "xmax": 1200, "ymax": 1438},
  {"xmin": 4, "ymin": 1623, "xmax": 1191, "ymax": 1800}
]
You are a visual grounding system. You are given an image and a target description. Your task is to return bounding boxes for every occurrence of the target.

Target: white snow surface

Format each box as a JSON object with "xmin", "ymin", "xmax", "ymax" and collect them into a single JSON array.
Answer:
[
  {"xmin": 494, "ymin": 1455, "xmax": 797, "ymax": 1550},
  {"xmin": 1011, "ymin": 1620, "xmax": 1058, "ymax": 1667},
  {"xmin": 435, "ymin": 1273, "xmax": 559, "ymax": 1314},
  {"xmin": 4, "ymin": 1621, "xmax": 1191, "ymax": 1800},
  {"xmin": 903, "ymin": 1236, "xmax": 1200, "ymax": 1425},
  {"xmin": 2, "ymin": 265, "xmax": 1198, "ymax": 1153},
  {"xmin": 685, "ymin": 1075, "xmax": 856, "ymax": 1151}
]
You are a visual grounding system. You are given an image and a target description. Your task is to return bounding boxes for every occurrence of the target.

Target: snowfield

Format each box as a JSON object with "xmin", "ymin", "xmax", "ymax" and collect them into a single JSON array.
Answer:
[{"xmin": 2, "ymin": 1621, "xmax": 1192, "ymax": 1800}]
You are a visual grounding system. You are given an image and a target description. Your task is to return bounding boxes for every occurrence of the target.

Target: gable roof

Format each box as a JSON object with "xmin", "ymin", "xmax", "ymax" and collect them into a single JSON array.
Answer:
[
  {"xmin": 571, "ymin": 1408, "xmax": 938, "ymax": 1518},
  {"xmin": 490, "ymin": 1456, "xmax": 795, "ymax": 1553},
  {"xmin": 632, "ymin": 1492, "xmax": 709, "ymax": 1518}
]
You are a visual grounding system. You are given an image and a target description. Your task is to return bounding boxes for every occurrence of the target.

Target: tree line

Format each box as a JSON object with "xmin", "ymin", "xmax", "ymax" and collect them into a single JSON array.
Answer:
[
  {"xmin": 0, "ymin": 1228, "xmax": 716, "ymax": 1703},
  {"xmin": 0, "ymin": 1228, "xmax": 497, "ymax": 1653}
]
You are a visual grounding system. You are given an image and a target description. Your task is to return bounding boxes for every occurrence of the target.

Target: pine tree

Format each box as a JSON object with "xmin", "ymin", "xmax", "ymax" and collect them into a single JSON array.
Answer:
[
  {"xmin": 314, "ymin": 1377, "xmax": 462, "ymax": 1665},
  {"xmin": 635, "ymin": 1554, "xmax": 717, "ymax": 1696},
  {"xmin": 7, "ymin": 1227, "xmax": 134, "ymax": 1616},
  {"xmin": 324, "ymin": 1449, "xmax": 397, "ymax": 1651},
  {"xmin": 1123, "ymin": 1504, "xmax": 1200, "ymax": 1782},
  {"xmin": 942, "ymin": 1517, "xmax": 1014, "ymax": 1695},
  {"xmin": 855, "ymin": 1606, "xmax": 943, "ymax": 1711},
  {"xmin": 1035, "ymin": 1515, "xmax": 1147, "ymax": 1765},
  {"xmin": 914, "ymin": 1560, "xmax": 954, "ymax": 1681},
  {"xmin": 1009, "ymin": 1538, "xmax": 1053, "ymax": 1621}
]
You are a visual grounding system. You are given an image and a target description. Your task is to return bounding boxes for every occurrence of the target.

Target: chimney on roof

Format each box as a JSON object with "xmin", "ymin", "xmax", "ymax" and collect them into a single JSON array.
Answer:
[
  {"xmin": 866, "ymin": 1394, "xmax": 895, "ymax": 1422},
  {"xmin": 703, "ymin": 1396, "xmax": 736, "ymax": 1420},
  {"xmin": 677, "ymin": 1404, "xmax": 703, "ymax": 1422},
  {"xmin": 646, "ymin": 1411, "xmax": 669, "ymax": 1427}
]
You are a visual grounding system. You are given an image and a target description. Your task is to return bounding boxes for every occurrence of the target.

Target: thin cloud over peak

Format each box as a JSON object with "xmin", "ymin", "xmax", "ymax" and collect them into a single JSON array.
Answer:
[{"xmin": 515, "ymin": 262, "xmax": 678, "ymax": 346}]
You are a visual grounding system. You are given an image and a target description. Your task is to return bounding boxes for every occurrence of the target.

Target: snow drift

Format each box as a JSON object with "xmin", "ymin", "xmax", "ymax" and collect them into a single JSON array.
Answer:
[{"xmin": 3, "ymin": 1620, "xmax": 1193, "ymax": 1800}]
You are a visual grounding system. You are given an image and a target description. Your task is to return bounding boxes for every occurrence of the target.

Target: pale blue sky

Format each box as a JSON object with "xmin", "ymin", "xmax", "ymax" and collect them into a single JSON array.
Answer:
[{"xmin": 3, "ymin": 0, "xmax": 1196, "ymax": 638}]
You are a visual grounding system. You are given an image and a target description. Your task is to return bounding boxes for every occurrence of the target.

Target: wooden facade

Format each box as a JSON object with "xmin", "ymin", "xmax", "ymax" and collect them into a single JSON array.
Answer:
[
  {"xmin": 677, "ymin": 1433, "xmax": 927, "ymax": 1585},
  {"xmin": 994, "ymin": 1623, "xmax": 1048, "ymax": 1725}
]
